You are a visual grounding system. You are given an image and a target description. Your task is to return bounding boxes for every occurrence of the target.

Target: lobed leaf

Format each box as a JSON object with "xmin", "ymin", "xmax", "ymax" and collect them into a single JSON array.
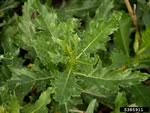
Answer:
[
  {"xmin": 76, "ymin": 69, "xmax": 149, "ymax": 107},
  {"xmin": 7, "ymin": 66, "xmax": 52, "ymax": 103},
  {"xmin": 76, "ymin": 11, "xmax": 122, "ymax": 59},
  {"xmin": 0, "ymin": 26, "xmax": 24, "ymax": 66},
  {"xmin": 53, "ymin": 69, "xmax": 79, "ymax": 104}
]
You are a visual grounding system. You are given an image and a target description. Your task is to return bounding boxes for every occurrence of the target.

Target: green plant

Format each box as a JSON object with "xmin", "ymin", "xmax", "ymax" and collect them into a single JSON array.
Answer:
[{"xmin": 0, "ymin": 0, "xmax": 150, "ymax": 113}]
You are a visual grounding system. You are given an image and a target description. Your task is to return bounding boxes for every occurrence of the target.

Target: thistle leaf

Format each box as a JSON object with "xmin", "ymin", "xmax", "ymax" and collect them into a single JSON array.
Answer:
[
  {"xmin": 14, "ymin": 0, "xmax": 37, "ymax": 59},
  {"xmin": 0, "ymin": 26, "xmax": 23, "ymax": 66},
  {"xmin": 77, "ymin": 11, "xmax": 122, "ymax": 59},
  {"xmin": 7, "ymin": 66, "xmax": 52, "ymax": 104},
  {"xmin": 76, "ymin": 69, "xmax": 149, "ymax": 107},
  {"xmin": 53, "ymin": 68, "xmax": 78, "ymax": 104}
]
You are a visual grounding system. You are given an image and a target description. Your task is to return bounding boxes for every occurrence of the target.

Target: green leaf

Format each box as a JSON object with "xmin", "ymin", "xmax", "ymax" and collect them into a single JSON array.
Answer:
[
  {"xmin": 76, "ymin": 11, "xmax": 122, "ymax": 59},
  {"xmin": 129, "ymin": 84, "xmax": 150, "ymax": 107},
  {"xmin": 32, "ymin": 1, "xmax": 58, "ymax": 39},
  {"xmin": 85, "ymin": 99, "xmax": 97, "ymax": 113},
  {"xmin": 0, "ymin": 26, "xmax": 24, "ymax": 66},
  {"xmin": 34, "ymin": 36, "xmax": 59, "ymax": 70},
  {"xmin": 114, "ymin": 12, "xmax": 132, "ymax": 56},
  {"xmin": 111, "ymin": 92, "xmax": 128, "ymax": 113},
  {"xmin": 22, "ymin": 87, "xmax": 54, "ymax": 113},
  {"xmin": 134, "ymin": 27, "xmax": 150, "ymax": 65},
  {"xmin": 1, "ymin": 26, "xmax": 18, "ymax": 57},
  {"xmin": 14, "ymin": 0, "xmax": 37, "ymax": 59},
  {"xmin": 7, "ymin": 66, "xmax": 52, "ymax": 104},
  {"xmin": 95, "ymin": 0, "xmax": 114, "ymax": 19},
  {"xmin": 53, "ymin": 68, "xmax": 79, "ymax": 104},
  {"xmin": 138, "ymin": 27, "xmax": 150, "ymax": 54},
  {"xmin": 76, "ymin": 69, "xmax": 148, "ymax": 107},
  {"xmin": 29, "ymin": 0, "xmax": 63, "ymax": 68}
]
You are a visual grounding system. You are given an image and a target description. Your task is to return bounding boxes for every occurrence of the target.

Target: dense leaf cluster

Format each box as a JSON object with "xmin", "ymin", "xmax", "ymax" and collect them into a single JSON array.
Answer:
[{"xmin": 0, "ymin": 0, "xmax": 150, "ymax": 113}]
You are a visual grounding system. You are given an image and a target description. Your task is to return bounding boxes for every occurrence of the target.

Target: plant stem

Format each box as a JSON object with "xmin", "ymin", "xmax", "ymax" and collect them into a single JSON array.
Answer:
[{"xmin": 124, "ymin": 0, "xmax": 141, "ymax": 43}]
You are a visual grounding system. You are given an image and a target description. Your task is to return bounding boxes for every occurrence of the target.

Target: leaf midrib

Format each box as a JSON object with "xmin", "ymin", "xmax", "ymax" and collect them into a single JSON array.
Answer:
[
  {"xmin": 76, "ymin": 19, "xmax": 116, "ymax": 59},
  {"xmin": 61, "ymin": 67, "xmax": 73, "ymax": 96},
  {"xmin": 74, "ymin": 72, "xmax": 146, "ymax": 81}
]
